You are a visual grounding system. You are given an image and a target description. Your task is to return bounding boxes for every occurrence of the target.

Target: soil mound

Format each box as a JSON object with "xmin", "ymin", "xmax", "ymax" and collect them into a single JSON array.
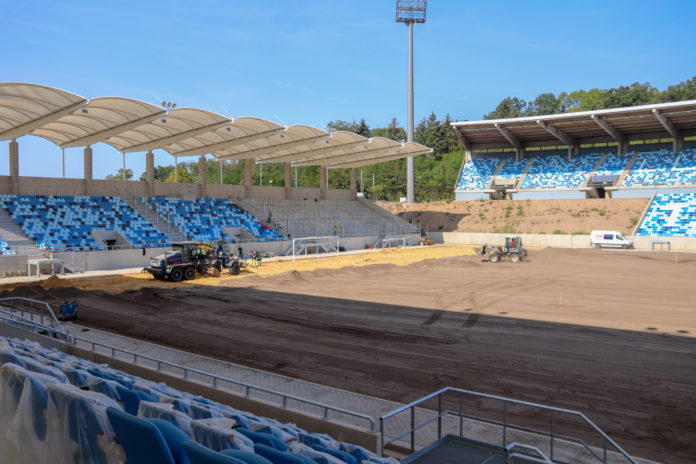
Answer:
[{"xmin": 40, "ymin": 275, "xmax": 65, "ymax": 289}]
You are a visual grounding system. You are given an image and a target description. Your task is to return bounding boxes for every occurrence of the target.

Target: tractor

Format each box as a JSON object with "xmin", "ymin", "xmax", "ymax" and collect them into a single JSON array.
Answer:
[
  {"xmin": 143, "ymin": 241, "xmax": 242, "ymax": 282},
  {"xmin": 475, "ymin": 235, "xmax": 528, "ymax": 263}
]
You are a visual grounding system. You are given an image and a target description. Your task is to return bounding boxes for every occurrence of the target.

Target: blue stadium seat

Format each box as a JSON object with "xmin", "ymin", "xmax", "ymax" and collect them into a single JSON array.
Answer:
[
  {"xmin": 145, "ymin": 197, "xmax": 284, "ymax": 242},
  {"xmin": 0, "ymin": 194, "xmax": 170, "ymax": 251},
  {"xmin": 635, "ymin": 193, "xmax": 696, "ymax": 237},
  {"xmin": 455, "ymin": 158, "xmax": 500, "ymax": 190},
  {"xmin": 184, "ymin": 439, "xmax": 247, "ymax": 464}
]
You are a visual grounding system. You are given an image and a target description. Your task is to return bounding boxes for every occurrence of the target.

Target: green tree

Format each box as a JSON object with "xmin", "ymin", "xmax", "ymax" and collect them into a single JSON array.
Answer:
[
  {"xmin": 484, "ymin": 97, "xmax": 527, "ymax": 119},
  {"xmin": 528, "ymin": 93, "xmax": 561, "ymax": 116},
  {"xmin": 105, "ymin": 168, "xmax": 133, "ymax": 180},
  {"xmin": 661, "ymin": 76, "xmax": 696, "ymax": 101}
]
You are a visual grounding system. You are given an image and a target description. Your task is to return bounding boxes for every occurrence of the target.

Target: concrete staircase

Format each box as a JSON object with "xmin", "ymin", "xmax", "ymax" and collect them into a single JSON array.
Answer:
[
  {"xmin": 516, "ymin": 158, "xmax": 535, "ymax": 189},
  {"xmin": 0, "ymin": 208, "xmax": 43, "ymax": 258},
  {"xmin": 126, "ymin": 198, "xmax": 187, "ymax": 242},
  {"xmin": 616, "ymin": 152, "xmax": 640, "ymax": 187},
  {"xmin": 584, "ymin": 152, "xmax": 610, "ymax": 187}
]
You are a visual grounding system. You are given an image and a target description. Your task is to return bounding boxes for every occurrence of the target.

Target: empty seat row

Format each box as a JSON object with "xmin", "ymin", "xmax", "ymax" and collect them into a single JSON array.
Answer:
[
  {"xmin": 622, "ymin": 149, "xmax": 696, "ymax": 187},
  {"xmin": 145, "ymin": 197, "xmax": 284, "ymax": 242},
  {"xmin": 0, "ymin": 194, "xmax": 170, "ymax": 251},
  {"xmin": 0, "ymin": 336, "xmax": 396, "ymax": 464}
]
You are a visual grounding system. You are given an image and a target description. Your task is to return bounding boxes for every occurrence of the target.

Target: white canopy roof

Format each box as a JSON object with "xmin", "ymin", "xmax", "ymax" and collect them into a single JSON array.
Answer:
[{"xmin": 0, "ymin": 82, "xmax": 432, "ymax": 167}]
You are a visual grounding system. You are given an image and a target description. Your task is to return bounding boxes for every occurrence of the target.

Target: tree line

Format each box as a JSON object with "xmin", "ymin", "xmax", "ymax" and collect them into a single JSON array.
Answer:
[{"xmin": 107, "ymin": 75, "xmax": 695, "ymax": 201}]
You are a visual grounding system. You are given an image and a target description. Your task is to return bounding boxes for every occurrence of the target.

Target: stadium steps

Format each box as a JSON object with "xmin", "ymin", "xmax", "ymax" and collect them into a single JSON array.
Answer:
[
  {"xmin": 0, "ymin": 208, "xmax": 44, "ymax": 258},
  {"xmin": 515, "ymin": 158, "xmax": 535, "ymax": 189},
  {"xmin": 487, "ymin": 158, "xmax": 507, "ymax": 189},
  {"xmin": 583, "ymin": 152, "xmax": 610, "ymax": 187},
  {"xmin": 615, "ymin": 152, "xmax": 640, "ymax": 187},
  {"xmin": 129, "ymin": 198, "xmax": 187, "ymax": 242}
]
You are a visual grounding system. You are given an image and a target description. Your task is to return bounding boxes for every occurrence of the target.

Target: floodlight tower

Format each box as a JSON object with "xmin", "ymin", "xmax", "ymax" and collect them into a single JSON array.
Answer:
[{"xmin": 396, "ymin": 0, "xmax": 426, "ymax": 203}]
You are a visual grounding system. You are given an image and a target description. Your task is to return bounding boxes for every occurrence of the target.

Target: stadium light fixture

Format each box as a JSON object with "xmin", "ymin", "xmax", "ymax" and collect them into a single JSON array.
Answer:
[{"xmin": 395, "ymin": 0, "xmax": 426, "ymax": 203}]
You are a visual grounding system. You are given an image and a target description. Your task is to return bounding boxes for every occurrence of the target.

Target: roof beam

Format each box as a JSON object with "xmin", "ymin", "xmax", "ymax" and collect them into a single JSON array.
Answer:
[
  {"xmin": 652, "ymin": 109, "xmax": 679, "ymax": 138},
  {"xmin": 292, "ymin": 145, "xmax": 403, "ymax": 167},
  {"xmin": 60, "ymin": 110, "xmax": 167, "ymax": 148},
  {"xmin": 122, "ymin": 120, "xmax": 231, "ymax": 153},
  {"xmin": 171, "ymin": 127, "xmax": 287, "ymax": 157},
  {"xmin": 590, "ymin": 114, "xmax": 623, "ymax": 142},
  {"xmin": 494, "ymin": 123, "xmax": 522, "ymax": 149},
  {"xmin": 216, "ymin": 134, "xmax": 329, "ymax": 161},
  {"xmin": 328, "ymin": 148, "xmax": 432, "ymax": 169},
  {"xmin": 0, "ymin": 99, "xmax": 88, "ymax": 141},
  {"xmin": 536, "ymin": 120, "xmax": 574, "ymax": 146},
  {"xmin": 258, "ymin": 140, "xmax": 368, "ymax": 164}
]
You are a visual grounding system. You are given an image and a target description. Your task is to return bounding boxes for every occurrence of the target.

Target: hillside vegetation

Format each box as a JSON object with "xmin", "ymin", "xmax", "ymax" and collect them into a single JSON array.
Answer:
[{"xmin": 381, "ymin": 198, "xmax": 650, "ymax": 236}]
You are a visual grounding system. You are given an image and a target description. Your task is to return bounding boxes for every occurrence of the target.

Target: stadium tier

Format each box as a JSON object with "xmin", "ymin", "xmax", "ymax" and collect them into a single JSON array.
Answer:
[
  {"xmin": 0, "ymin": 195, "xmax": 170, "ymax": 251},
  {"xmin": 455, "ymin": 157, "xmax": 500, "ymax": 190},
  {"xmin": 456, "ymin": 149, "xmax": 696, "ymax": 192},
  {"xmin": 144, "ymin": 197, "xmax": 284, "ymax": 242},
  {"xmin": 622, "ymin": 148, "xmax": 696, "ymax": 187},
  {"xmin": 520, "ymin": 153, "xmax": 601, "ymax": 190},
  {"xmin": 495, "ymin": 158, "xmax": 528, "ymax": 180},
  {"xmin": 0, "ymin": 335, "xmax": 396, "ymax": 464},
  {"xmin": 635, "ymin": 193, "xmax": 696, "ymax": 237}
]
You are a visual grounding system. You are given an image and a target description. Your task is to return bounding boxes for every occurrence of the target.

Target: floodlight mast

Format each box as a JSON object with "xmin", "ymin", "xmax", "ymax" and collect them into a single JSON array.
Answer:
[{"xmin": 396, "ymin": 0, "xmax": 426, "ymax": 203}]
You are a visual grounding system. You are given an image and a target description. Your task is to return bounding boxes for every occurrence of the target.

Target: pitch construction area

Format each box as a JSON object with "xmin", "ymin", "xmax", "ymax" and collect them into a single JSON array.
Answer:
[{"xmin": 0, "ymin": 246, "xmax": 694, "ymax": 463}]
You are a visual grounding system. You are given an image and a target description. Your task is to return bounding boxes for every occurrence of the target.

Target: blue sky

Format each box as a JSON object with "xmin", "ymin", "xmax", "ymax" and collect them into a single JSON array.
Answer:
[{"xmin": 1, "ymin": 0, "xmax": 695, "ymax": 180}]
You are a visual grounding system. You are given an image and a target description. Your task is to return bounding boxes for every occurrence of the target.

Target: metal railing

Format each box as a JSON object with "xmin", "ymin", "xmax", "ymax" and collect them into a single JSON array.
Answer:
[
  {"xmin": 73, "ymin": 336, "xmax": 376, "ymax": 432},
  {"xmin": 379, "ymin": 387, "xmax": 638, "ymax": 464},
  {"xmin": 0, "ymin": 297, "xmax": 72, "ymax": 342},
  {"xmin": 506, "ymin": 443, "xmax": 553, "ymax": 463}
]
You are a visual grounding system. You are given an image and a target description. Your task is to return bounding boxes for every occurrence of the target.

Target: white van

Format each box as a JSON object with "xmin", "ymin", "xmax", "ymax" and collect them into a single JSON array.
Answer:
[{"xmin": 590, "ymin": 230, "xmax": 634, "ymax": 249}]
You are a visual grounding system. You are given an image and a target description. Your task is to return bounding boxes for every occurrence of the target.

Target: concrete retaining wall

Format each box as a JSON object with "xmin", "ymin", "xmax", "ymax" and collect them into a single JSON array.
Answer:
[
  {"xmin": 0, "ymin": 254, "xmax": 29, "ymax": 274},
  {"xmin": 432, "ymin": 232, "xmax": 696, "ymax": 251}
]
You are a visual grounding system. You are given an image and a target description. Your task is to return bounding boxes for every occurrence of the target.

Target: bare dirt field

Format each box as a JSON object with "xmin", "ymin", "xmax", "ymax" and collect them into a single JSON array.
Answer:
[
  {"xmin": 1, "ymin": 247, "xmax": 694, "ymax": 463},
  {"xmin": 380, "ymin": 198, "xmax": 649, "ymax": 235}
]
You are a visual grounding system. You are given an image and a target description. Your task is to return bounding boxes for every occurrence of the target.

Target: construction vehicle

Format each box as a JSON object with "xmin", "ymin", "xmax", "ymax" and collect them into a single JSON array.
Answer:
[
  {"xmin": 143, "ymin": 241, "xmax": 242, "ymax": 282},
  {"xmin": 475, "ymin": 235, "xmax": 528, "ymax": 263},
  {"xmin": 58, "ymin": 300, "xmax": 79, "ymax": 321}
]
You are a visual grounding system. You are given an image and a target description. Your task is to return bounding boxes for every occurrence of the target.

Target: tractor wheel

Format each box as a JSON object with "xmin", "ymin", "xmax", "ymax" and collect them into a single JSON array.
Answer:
[
  {"xmin": 169, "ymin": 267, "xmax": 183, "ymax": 282},
  {"xmin": 230, "ymin": 261, "xmax": 241, "ymax": 276},
  {"xmin": 510, "ymin": 253, "xmax": 520, "ymax": 263},
  {"xmin": 184, "ymin": 267, "xmax": 196, "ymax": 281},
  {"xmin": 489, "ymin": 253, "xmax": 500, "ymax": 263}
]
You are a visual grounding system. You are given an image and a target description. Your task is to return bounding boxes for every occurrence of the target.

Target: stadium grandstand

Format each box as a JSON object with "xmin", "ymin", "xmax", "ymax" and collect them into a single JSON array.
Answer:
[
  {"xmin": 0, "ymin": 82, "xmax": 430, "ymax": 271},
  {"xmin": 451, "ymin": 100, "xmax": 696, "ymax": 201}
]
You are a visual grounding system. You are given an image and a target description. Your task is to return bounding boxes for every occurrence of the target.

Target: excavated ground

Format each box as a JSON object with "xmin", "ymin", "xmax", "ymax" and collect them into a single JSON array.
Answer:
[{"xmin": 1, "ymin": 246, "xmax": 693, "ymax": 463}]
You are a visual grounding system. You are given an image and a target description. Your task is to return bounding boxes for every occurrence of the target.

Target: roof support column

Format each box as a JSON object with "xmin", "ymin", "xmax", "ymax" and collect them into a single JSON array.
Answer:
[
  {"xmin": 652, "ymin": 109, "xmax": 682, "ymax": 153},
  {"xmin": 198, "ymin": 155, "xmax": 207, "ymax": 198},
  {"xmin": 174, "ymin": 156, "xmax": 178, "ymax": 183},
  {"xmin": 618, "ymin": 137, "xmax": 629, "ymax": 157},
  {"xmin": 9, "ymin": 139, "xmax": 19, "ymax": 195},
  {"xmin": 674, "ymin": 136, "xmax": 684, "ymax": 153},
  {"xmin": 244, "ymin": 159, "xmax": 253, "ymax": 199},
  {"xmin": 350, "ymin": 168, "xmax": 357, "ymax": 200},
  {"xmin": 62, "ymin": 148, "xmax": 66, "ymax": 178},
  {"xmin": 83, "ymin": 146, "xmax": 93, "ymax": 196},
  {"xmin": 319, "ymin": 166, "xmax": 327, "ymax": 201},
  {"xmin": 122, "ymin": 152, "xmax": 127, "ymax": 197},
  {"xmin": 146, "ymin": 150, "xmax": 154, "ymax": 197},
  {"xmin": 284, "ymin": 163, "xmax": 291, "ymax": 200}
]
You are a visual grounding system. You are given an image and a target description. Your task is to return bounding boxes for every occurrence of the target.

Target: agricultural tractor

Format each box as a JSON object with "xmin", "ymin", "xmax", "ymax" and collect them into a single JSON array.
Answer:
[
  {"xmin": 143, "ymin": 241, "xmax": 242, "ymax": 282},
  {"xmin": 475, "ymin": 235, "xmax": 528, "ymax": 263}
]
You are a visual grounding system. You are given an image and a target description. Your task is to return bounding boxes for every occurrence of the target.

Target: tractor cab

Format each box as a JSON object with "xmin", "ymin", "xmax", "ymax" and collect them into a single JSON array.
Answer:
[{"xmin": 505, "ymin": 235, "xmax": 523, "ymax": 251}]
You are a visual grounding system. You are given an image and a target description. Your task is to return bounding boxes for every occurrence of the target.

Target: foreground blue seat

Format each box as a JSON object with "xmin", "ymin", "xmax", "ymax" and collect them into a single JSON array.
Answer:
[
  {"xmin": 254, "ymin": 443, "xmax": 308, "ymax": 464},
  {"xmin": 44, "ymin": 383, "xmax": 121, "ymax": 463},
  {"xmin": 311, "ymin": 445, "xmax": 357, "ymax": 464},
  {"xmin": 107, "ymin": 407, "xmax": 190, "ymax": 464},
  {"xmin": 183, "ymin": 440, "xmax": 246, "ymax": 464},
  {"xmin": 237, "ymin": 427, "xmax": 288, "ymax": 451},
  {"xmin": 220, "ymin": 448, "xmax": 274, "ymax": 464}
]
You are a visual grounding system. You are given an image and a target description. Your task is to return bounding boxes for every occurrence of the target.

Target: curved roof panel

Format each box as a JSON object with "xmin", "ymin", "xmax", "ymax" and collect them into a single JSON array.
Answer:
[
  {"xmin": 31, "ymin": 97, "xmax": 165, "ymax": 148},
  {"xmin": 213, "ymin": 124, "xmax": 329, "ymax": 161},
  {"xmin": 104, "ymin": 108, "xmax": 230, "ymax": 153},
  {"xmin": 166, "ymin": 117, "xmax": 285, "ymax": 157},
  {"xmin": 327, "ymin": 142, "xmax": 433, "ymax": 169},
  {"xmin": 0, "ymin": 82, "xmax": 87, "ymax": 141},
  {"xmin": 257, "ymin": 131, "xmax": 369, "ymax": 164}
]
